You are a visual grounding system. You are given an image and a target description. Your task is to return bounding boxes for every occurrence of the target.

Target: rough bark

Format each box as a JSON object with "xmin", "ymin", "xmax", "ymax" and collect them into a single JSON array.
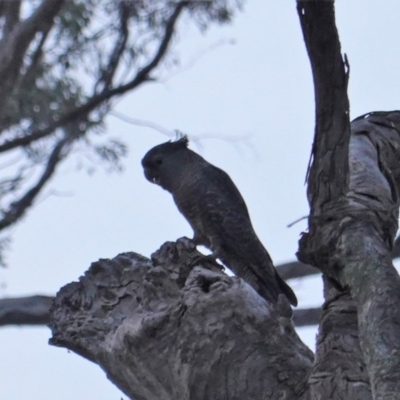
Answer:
[
  {"xmin": 5, "ymin": 235, "xmax": 400, "ymax": 329},
  {"xmin": 308, "ymin": 277, "xmax": 371, "ymax": 400},
  {"xmin": 336, "ymin": 113, "xmax": 400, "ymax": 398},
  {"xmin": 298, "ymin": 0, "xmax": 350, "ymax": 210},
  {"xmin": 0, "ymin": 290, "xmax": 319, "ymax": 328},
  {"xmin": 277, "ymin": 234, "xmax": 400, "ymax": 281},
  {"xmin": 298, "ymin": 0, "xmax": 400, "ymax": 398},
  {"xmin": 49, "ymin": 238, "xmax": 313, "ymax": 400}
]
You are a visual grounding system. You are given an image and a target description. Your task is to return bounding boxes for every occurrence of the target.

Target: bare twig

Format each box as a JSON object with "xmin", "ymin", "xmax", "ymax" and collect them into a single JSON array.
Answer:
[
  {"xmin": 109, "ymin": 111, "xmax": 175, "ymax": 137},
  {"xmin": 0, "ymin": 134, "xmax": 73, "ymax": 230},
  {"xmin": 95, "ymin": 1, "xmax": 129, "ymax": 93}
]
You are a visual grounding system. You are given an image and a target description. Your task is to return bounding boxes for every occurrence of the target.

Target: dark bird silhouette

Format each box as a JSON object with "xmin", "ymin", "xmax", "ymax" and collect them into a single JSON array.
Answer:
[{"xmin": 141, "ymin": 136, "xmax": 297, "ymax": 307}]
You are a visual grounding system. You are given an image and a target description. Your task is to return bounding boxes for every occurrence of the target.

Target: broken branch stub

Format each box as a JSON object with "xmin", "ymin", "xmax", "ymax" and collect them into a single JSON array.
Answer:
[{"xmin": 49, "ymin": 238, "xmax": 313, "ymax": 400}]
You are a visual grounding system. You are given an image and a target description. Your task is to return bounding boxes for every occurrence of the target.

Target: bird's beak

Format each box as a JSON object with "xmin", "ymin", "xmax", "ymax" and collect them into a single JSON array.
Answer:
[{"xmin": 144, "ymin": 168, "xmax": 159, "ymax": 185}]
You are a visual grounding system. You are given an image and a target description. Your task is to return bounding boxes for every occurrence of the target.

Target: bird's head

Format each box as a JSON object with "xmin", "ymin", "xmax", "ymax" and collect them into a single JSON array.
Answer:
[{"xmin": 141, "ymin": 135, "xmax": 191, "ymax": 192}]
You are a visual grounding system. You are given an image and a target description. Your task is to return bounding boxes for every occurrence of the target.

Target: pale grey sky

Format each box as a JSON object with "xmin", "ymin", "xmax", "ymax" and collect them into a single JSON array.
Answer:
[{"xmin": 1, "ymin": 1, "xmax": 400, "ymax": 399}]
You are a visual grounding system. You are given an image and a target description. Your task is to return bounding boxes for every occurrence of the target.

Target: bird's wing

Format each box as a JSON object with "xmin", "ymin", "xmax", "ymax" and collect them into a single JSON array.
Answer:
[
  {"xmin": 200, "ymin": 164, "xmax": 266, "ymax": 257},
  {"xmin": 200, "ymin": 166, "xmax": 273, "ymax": 268},
  {"xmin": 205, "ymin": 164, "xmax": 251, "ymax": 219},
  {"xmin": 175, "ymin": 163, "xmax": 297, "ymax": 305}
]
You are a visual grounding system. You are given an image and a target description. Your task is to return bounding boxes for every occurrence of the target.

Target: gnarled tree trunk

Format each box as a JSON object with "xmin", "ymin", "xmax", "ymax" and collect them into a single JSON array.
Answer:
[{"xmin": 49, "ymin": 239, "xmax": 313, "ymax": 400}]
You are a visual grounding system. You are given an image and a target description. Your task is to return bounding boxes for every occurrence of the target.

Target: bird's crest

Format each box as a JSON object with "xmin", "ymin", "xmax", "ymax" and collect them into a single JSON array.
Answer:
[{"xmin": 170, "ymin": 131, "xmax": 189, "ymax": 149}]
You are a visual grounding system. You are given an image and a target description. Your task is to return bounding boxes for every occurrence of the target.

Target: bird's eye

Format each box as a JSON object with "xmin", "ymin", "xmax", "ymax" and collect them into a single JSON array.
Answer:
[{"xmin": 155, "ymin": 157, "xmax": 163, "ymax": 166}]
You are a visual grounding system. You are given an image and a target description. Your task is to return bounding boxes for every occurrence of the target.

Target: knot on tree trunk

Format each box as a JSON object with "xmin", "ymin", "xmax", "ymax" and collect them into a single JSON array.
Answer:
[{"xmin": 49, "ymin": 238, "xmax": 313, "ymax": 400}]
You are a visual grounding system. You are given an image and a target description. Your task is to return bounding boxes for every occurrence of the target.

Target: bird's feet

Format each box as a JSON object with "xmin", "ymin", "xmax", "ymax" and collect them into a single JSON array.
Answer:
[
  {"xmin": 189, "ymin": 253, "xmax": 225, "ymax": 272},
  {"xmin": 176, "ymin": 237, "xmax": 224, "ymax": 272}
]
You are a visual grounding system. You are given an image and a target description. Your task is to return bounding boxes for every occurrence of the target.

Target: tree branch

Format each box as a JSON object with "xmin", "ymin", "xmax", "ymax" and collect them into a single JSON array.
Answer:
[
  {"xmin": 49, "ymin": 238, "xmax": 313, "ymax": 399},
  {"xmin": 95, "ymin": 2, "xmax": 129, "ymax": 93},
  {"xmin": 0, "ymin": 295, "xmax": 52, "ymax": 326},
  {"xmin": 16, "ymin": 20, "xmax": 53, "ymax": 93},
  {"xmin": 0, "ymin": 296, "xmax": 323, "ymax": 328},
  {"xmin": 0, "ymin": 1, "xmax": 187, "ymax": 154},
  {"xmin": 293, "ymin": 307, "xmax": 321, "ymax": 327},
  {"xmin": 8, "ymin": 231, "xmax": 400, "ymax": 328},
  {"xmin": 2, "ymin": 0, "xmax": 21, "ymax": 37},
  {"xmin": 0, "ymin": 297, "xmax": 323, "ymax": 328},
  {"xmin": 0, "ymin": 0, "xmax": 64, "ymax": 72},
  {"xmin": 297, "ymin": 0, "xmax": 350, "ymax": 212},
  {"xmin": 277, "ymin": 260, "xmax": 318, "ymax": 280},
  {"xmin": 0, "ymin": 134, "xmax": 73, "ymax": 231},
  {"xmin": 276, "ymin": 234, "xmax": 400, "ymax": 281},
  {"xmin": 0, "ymin": 0, "xmax": 66, "ymax": 108}
]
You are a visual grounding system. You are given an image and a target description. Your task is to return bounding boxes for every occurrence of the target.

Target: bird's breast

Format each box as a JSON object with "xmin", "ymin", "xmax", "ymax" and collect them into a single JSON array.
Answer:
[{"xmin": 173, "ymin": 181, "xmax": 214, "ymax": 246}]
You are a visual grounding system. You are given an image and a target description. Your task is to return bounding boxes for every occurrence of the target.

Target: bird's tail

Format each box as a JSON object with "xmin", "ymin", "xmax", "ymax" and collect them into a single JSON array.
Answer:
[
  {"xmin": 222, "ymin": 254, "xmax": 298, "ymax": 308},
  {"xmin": 275, "ymin": 271, "xmax": 297, "ymax": 307}
]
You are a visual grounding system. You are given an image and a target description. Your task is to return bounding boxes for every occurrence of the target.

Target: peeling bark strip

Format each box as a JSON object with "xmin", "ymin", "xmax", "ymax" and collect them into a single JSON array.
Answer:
[
  {"xmin": 297, "ymin": 1, "xmax": 400, "ymax": 398},
  {"xmin": 297, "ymin": 0, "xmax": 350, "ymax": 213},
  {"xmin": 49, "ymin": 239, "xmax": 313, "ymax": 400}
]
